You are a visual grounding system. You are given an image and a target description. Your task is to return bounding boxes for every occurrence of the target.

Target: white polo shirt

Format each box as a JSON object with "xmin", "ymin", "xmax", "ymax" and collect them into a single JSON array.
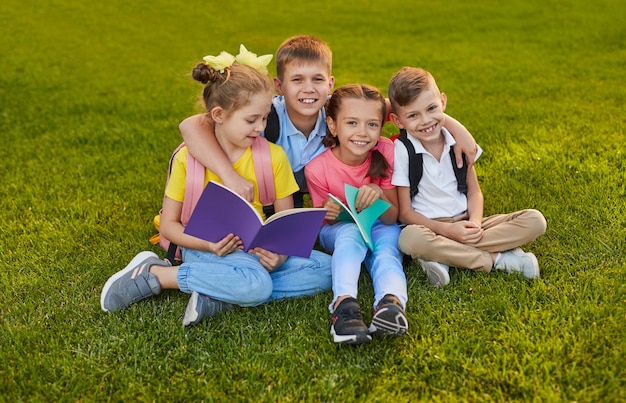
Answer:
[{"xmin": 391, "ymin": 128, "xmax": 482, "ymax": 219}]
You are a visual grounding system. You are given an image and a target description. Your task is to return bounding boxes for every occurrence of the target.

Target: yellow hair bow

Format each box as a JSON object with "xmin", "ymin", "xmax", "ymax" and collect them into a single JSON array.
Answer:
[
  {"xmin": 202, "ymin": 45, "xmax": 272, "ymax": 75},
  {"xmin": 235, "ymin": 44, "xmax": 273, "ymax": 75},
  {"xmin": 202, "ymin": 51, "xmax": 236, "ymax": 74}
]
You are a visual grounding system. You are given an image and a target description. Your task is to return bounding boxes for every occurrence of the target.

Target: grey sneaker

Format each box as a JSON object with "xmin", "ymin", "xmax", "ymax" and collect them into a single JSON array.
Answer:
[
  {"xmin": 183, "ymin": 291, "xmax": 235, "ymax": 327},
  {"xmin": 100, "ymin": 251, "xmax": 170, "ymax": 312},
  {"xmin": 494, "ymin": 248, "xmax": 540, "ymax": 279},
  {"xmin": 418, "ymin": 259, "xmax": 450, "ymax": 287},
  {"xmin": 369, "ymin": 294, "xmax": 408, "ymax": 336}
]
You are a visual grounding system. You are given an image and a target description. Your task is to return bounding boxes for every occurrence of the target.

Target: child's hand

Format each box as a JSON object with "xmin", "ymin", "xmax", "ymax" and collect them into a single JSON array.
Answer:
[
  {"xmin": 223, "ymin": 174, "xmax": 255, "ymax": 202},
  {"xmin": 355, "ymin": 184, "xmax": 382, "ymax": 212},
  {"xmin": 208, "ymin": 233, "xmax": 243, "ymax": 256},
  {"xmin": 249, "ymin": 248, "xmax": 288, "ymax": 272},
  {"xmin": 446, "ymin": 221, "xmax": 483, "ymax": 244},
  {"xmin": 322, "ymin": 197, "xmax": 343, "ymax": 221}
]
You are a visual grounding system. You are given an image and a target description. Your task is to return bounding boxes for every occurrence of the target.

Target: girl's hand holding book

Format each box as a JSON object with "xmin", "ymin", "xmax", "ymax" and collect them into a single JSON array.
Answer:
[
  {"xmin": 207, "ymin": 233, "xmax": 243, "ymax": 256},
  {"xmin": 354, "ymin": 184, "xmax": 383, "ymax": 212},
  {"xmin": 249, "ymin": 248, "xmax": 288, "ymax": 271}
]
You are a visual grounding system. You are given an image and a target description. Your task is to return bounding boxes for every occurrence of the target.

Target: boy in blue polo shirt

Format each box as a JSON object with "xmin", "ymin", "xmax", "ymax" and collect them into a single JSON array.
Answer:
[
  {"xmin": 390, "ymin": 66, "xmax": 547, "ymax": 287},
  {"xmin": 179, "ymin": 35, "xmax": 479, "ymax": 205}
]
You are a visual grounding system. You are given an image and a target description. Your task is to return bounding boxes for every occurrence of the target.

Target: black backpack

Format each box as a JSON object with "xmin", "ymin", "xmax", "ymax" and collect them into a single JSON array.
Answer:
[
  {"xmin": 261, "ymin": 104, "xmax": 288, "ymax": 217},
  {"xmin": 264, "ymin": 104, "xmax": 280, "ymax": 143},
  {"xmin": 263, "ymin": 103, "xmax": 310, "ymax": 215},
  {"xmin": 395, "ymin": 129, "xmax": 468, "ymax": 199}
]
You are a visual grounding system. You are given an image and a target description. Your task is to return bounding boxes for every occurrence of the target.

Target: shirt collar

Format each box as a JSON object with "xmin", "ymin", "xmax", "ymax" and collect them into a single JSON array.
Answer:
[
  {"xmin": 408, "ymin": 127, "xmax": 456, "ymax": 154},
  {"xmin": 283, "ymin": 109, "xmax": 326, "ymax": 139}
]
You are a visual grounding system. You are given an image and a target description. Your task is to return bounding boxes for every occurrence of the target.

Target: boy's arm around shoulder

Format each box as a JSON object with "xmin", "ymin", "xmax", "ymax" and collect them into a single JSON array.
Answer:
[
  {"xmin": 179, "ymin": 114, "xmax": 254, "ymax": 201},
  {"xmin": 443, "ymin": 115, "xmax": 477, "ymax": 168}
]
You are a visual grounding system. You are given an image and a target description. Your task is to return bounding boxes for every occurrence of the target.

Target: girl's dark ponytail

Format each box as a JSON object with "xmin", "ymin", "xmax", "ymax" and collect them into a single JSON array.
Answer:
[{"xmin": 367, "ymin": 147, "xmax": 390, "ymax": 181}]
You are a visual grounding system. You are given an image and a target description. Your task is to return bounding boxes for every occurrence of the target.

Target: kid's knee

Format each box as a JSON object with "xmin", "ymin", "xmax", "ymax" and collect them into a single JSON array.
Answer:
[
  {"xmin": 398, "ymin": 225, "xmax": 429, "ymax": 257},
  {"xmin": 526, "ymin": 209, "xmax": 547, "ymax": 237},
  {"xmin": 236, "ymin": 272, "xmax": 273, "ymax": 306}
]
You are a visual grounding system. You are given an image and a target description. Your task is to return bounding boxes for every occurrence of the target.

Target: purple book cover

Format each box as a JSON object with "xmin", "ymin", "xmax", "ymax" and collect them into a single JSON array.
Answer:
[{"xmin": 184, "ymin": 181, "xmax": 326, "ymax": 257}]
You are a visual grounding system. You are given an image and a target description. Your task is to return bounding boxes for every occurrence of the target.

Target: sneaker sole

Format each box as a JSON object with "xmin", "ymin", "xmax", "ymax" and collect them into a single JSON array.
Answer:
[
  {"xmin": 182, "ymin": 291, "xmax": 201, "ymax": 327},
  {"xmin": 369, "ymin": 308, "xmax": 408, "ymax": 336},
  {"xmin": 100, "ymin": 251, "xmax": 158, "ymax": 312},
  {"xmin": 331, "ymin": 325, "xmax": 372, "ymax": 345}
]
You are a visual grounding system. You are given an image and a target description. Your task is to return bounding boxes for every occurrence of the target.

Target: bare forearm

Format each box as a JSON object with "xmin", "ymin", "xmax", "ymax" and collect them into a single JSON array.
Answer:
[
  {"xmin": 443, "ymin": 114, "xmax": 470, "ymax": 140},
  {"xmin": 466, "ymin": 195, "xmax": 484, "ymax": 225},
  {"xmin": 179, "ymin": 114, "xmax": 236, "ymax": 178},
  {"xmin": 160, "ymin": 215, "xmax": 211, "ymax": 252},
  {"xmin": 465, "ymin": 167, "xmax": 483, "ymax": 224},
  {"xmin": 180, "ymin": 114, "xmax": 255, "ymax": 201},
  {"xmin": 400, "ymin": 207, "xmax": 453, "ymax": 237}
]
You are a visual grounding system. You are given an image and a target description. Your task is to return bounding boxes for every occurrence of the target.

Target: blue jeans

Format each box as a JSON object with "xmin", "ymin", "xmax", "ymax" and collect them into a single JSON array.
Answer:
[
  {"xmin": 177, "ymin": 248, "xmax": 332, "ymax": 307},
  {"xmin": 319, "ymin": 220, "xmax": 407, "ymax": 312}
]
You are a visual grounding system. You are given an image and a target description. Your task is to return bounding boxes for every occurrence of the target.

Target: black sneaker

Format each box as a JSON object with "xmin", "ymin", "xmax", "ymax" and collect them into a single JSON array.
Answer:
[
  {"xmin": 369, "ymin": 294, "xmax": 408, "ymax": 336},
  {"xmin": 330, "ymin": 297, "xmax": 372, "ymax": 344}
]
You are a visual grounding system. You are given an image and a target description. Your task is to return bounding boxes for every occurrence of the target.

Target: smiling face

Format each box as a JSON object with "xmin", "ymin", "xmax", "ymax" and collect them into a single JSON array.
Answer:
[
  {"xmin": 391, "ymin": 84, "xmax": 447, "ymax": 146},
  {"xmin": 213, "ymin": 91, "xmax": 273, "ymax": 156},
  {"xmin": 327, "ymin": 98, "xmax": 384, "ymax": 166},
  {"xmin": 274, "ymin": 60, "xmax": 334, "ymax": 131}
]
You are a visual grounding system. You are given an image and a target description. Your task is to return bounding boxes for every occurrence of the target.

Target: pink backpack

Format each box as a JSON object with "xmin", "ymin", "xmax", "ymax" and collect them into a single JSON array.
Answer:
[{"xmin": 153, "ymin": 137, "xmax": 275, "ymax": 263}]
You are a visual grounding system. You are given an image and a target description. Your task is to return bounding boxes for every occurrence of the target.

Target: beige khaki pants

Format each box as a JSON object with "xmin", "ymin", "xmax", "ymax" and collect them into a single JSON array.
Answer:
[{"xmin": 398, "ymin": 209, "xmax": 547, "ymax": 272}]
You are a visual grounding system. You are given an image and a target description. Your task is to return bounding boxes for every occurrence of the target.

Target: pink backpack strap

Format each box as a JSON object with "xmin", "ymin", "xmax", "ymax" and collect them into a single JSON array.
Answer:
[
  {"xmin": 181, "ymin": 152, "xmax": 206, "ymax": 226},
  {"xmin": 161, "ymin": 142, "xmax": 205, "ymax": 263},
  {"xmin": 251, "ymin": 136, "xmax": 275, "ymax": 206}
]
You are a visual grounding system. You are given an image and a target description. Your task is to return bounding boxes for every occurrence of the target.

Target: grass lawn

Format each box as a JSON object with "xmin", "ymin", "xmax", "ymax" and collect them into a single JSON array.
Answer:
[{"xmin": 1, "ymin": 0, "xmax": 624, "ymax": 401}]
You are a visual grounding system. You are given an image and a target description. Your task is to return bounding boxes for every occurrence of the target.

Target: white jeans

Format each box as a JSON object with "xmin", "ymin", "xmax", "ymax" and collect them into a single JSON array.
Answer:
[{"xmin": 319, "ymin": 220, "xmax": 407, "ymax": 312}]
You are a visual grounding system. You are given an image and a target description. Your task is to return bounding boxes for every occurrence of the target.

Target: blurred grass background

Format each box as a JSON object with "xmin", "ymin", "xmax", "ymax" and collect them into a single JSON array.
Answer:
[{"xmin": 1, "ymin": 0, "xmax": 624, "ymax": 401}]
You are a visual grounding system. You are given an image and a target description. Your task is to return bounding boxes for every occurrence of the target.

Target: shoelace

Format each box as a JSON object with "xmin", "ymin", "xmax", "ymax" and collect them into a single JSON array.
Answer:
[{"xmin": 336, "ymin": 307, "xmax": 363, "ymax": 321}]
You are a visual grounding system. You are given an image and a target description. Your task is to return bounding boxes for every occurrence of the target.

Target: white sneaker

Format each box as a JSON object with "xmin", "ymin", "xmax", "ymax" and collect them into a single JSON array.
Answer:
[
  {"xmin": 494, "ymin": 248, "xmax": 540, "ymax": 279},
  {"xmin": 418, "ymin": 259, "xmax": 450, "ymax": 288}
]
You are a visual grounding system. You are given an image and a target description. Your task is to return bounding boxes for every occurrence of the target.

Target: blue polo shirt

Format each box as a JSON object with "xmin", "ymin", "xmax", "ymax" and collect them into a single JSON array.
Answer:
[{"xmin": 268, "ymin": 96, "xmax": 328, "ymax": 173}]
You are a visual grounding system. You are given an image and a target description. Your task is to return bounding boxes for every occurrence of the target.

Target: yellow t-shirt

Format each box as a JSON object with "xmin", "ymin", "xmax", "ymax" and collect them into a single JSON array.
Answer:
[{"xmin": 165, "ymin": 145, "xmax": 298, "ymax": 218}]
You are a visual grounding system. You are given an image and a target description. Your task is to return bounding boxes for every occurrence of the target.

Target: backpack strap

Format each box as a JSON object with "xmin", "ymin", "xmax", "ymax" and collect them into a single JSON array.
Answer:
[
  {"xmin": 398, "ymin": 130, "xmax": 468, "ymax": 198},
  {"xmin": 449, "ymin": 145, "xmax": 468, "ymax": 195},
  {"xmin": 181, "ymin": 152, "xmax": 206, "ymax": 224},
  {"xmin": 397, "ymin": 129, "xmax": 423, "ymax": 199},
  {"xmin": 251, "ymin": 136, "xmax": 276, "ymax": 206},
  {"xmin": 264, "ymin": 104, "xmax": 280, "ymax": 143},
  {"xmin": 164, "ymin": 143, "xmax": 206, "ymax": 263}
]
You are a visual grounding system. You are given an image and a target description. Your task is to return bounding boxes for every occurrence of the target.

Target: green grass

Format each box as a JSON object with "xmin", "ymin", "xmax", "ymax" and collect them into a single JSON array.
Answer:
[{"xmin": 1, "ymin": 0, "xmax": 625, "ymax": 401}]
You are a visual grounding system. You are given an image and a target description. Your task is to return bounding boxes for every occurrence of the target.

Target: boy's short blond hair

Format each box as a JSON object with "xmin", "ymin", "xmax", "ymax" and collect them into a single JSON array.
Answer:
[
  {"xmin": 388, "ymin": 67, "xmax": 438, "ymax": 112},
  {"xmin": 275, "ymin": 35, "xmax": 332, "ymax": 81}
]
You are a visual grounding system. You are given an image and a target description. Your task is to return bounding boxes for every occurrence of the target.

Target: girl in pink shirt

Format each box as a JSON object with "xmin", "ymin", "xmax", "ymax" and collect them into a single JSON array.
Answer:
[{"xmin": 305, "ymin": 84, "xmax": 408, "ymax": 345}]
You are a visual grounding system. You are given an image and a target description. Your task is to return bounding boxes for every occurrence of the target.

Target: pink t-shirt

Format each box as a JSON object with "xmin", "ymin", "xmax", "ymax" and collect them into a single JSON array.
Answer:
[{"xmin": 305, "ymin": 137, "xmax": 395, "ymax": 207}]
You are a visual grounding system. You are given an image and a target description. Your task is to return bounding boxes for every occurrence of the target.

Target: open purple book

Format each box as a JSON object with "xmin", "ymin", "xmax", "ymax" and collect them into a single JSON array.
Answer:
[{"xmin": 184, "ymin": 181, "xmax": 326, "ymax": 258}]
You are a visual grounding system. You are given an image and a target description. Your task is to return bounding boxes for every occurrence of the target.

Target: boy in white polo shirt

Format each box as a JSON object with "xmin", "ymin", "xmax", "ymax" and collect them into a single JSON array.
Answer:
[{"xmin": 389, "ymin": 67, "xmax": 547, "ymax": 287}]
